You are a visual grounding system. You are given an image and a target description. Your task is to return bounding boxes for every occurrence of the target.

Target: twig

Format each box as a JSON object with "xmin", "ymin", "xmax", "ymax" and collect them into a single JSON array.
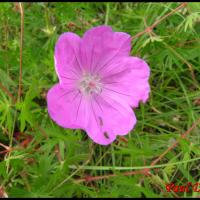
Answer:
[
  {"xmin": 17, "ymin": 2, "xmax": 24, "ymax": 102},
  {"xmin": 150, "ymin": 118, "xmax": 200, "ymax": 167},
  {"xmin": 118, "ymin": 136, "xmax": 128, "ymax": 143},
  {"xmin": 0, "ymin": 150, "xmax": 11, "ymax": 155},
  {"xmin": 74, "ymin": 118, "xmax": 200, "ymax": 183},
  {"xmin": 131, "ymin": 3, "xmax": 188, "ymax": 41},
  {"xmin": 55, "ymin": 144, "xmax": 62, "ymax": 163},
  {"xmin": 0, "ymin": 83, "xmax": 15, "ymax": 103},
  {"xmin": 175, "ymin": 39, "xmax": 200, "ymax": 47},
  {"xmin": 132, "ymin": 2, "xmax": 196, "ymax": 84},
  {"xmin": 0, "ymin": 142, "xmax": 20, "ymax": 156},
  {"xmin": 74, "ymin": 169, "xmax": 150, "ymax": 184},
  {"xmin": 0, "ymin": 143, "xmax": 10, "ymax": 150}
]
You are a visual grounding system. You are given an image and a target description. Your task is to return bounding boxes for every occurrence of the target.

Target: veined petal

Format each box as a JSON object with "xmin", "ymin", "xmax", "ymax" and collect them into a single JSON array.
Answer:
[
  {"xmin": 85, "ymin": 94, "xmax": 136, "ymax": 145},
  {"xmin": 47, "ymin": 83, "xmax": 90, "ymax": 129},
  {"xmin": 79, "ymin": 25, "xmax": 131, "ymax": 74},
  {"xmin": 54, "ymin": 32, "xmax": 82, "ymax": 84},
  {"xmin": 101, "ymin": 57, "xmax": 151, "ymax": 107}
]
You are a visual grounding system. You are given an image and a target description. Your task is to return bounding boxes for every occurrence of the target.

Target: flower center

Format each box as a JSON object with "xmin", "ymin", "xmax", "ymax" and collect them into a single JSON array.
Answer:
[{"xmin": 79, "ymin": 73, "xmax": 102, "ymax": 95}]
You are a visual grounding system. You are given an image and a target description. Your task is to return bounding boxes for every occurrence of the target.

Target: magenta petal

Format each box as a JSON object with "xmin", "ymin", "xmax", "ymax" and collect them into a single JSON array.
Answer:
[
  {"xmin": 85, "ymin": 94, "xmax": 137, "ymax": 145},
  {"xmin": 54, "ymin": 32, "xmax": 82, "ymax": 83},
  {"xmin": 47, "ymin": 83, "xmax": 90, "ymax": 129},
  {"xmin": 101, "ymin": 57, "xmax": 151, "ymax": 107},
  {"xmin": 79, "ymin": 25, "xmax": 131, "ymax": 73}
]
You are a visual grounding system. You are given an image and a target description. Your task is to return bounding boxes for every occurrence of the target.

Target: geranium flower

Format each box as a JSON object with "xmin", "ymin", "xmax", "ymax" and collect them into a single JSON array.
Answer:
[{"xmin": 47, "ymin": 25, "xmax": 150, "ymax": 145}]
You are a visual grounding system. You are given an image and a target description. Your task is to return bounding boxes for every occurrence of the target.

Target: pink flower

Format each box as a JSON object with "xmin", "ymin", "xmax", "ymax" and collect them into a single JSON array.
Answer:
[{"xmin": 47, "ymin": 25, "xmax": 150, "ymax": 145}]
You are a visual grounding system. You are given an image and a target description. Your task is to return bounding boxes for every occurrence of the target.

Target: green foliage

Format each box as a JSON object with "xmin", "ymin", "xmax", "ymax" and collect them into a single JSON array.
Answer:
[{"xmin": 0, "ymin": 2, "xmax": 200, "ymax": 198}]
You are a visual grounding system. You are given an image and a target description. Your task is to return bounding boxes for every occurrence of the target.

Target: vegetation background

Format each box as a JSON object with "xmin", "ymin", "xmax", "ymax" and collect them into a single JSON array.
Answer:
[{"xmin": 0, "ymin": 2, "xmax": 200, "ymax": 198}]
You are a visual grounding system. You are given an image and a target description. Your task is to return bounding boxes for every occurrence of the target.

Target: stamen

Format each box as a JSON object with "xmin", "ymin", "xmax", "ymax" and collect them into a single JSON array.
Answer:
[{"xmin": 79, "ymin": 73, "xmax": 102, "ymax": 96}]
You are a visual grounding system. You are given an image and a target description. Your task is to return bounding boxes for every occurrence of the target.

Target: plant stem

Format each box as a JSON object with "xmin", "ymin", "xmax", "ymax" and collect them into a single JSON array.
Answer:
[
  {"xmin": 105, "ymin": 3, "xmax": 110, "ymax": 25},
  {"xmin": 17, "ymin": 2, "xmax": 24, "ymax": 102},
  {"xmin": 131, "ymin": 3, "xmax": 188, "ymax": 41},
  {"xmin": 70, "ymin": 157, "xmax": 200, "ymax": 171}
]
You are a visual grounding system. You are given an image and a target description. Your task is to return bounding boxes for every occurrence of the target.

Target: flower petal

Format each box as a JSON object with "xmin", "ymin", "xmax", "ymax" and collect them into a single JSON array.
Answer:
[
  {"xmin": 85, "ymin": 94, "xmax": 136, "ymax": 145},
  {"xmin": 47, "ymin": 83, "xmax": 90, "ymax": 129},
  {"xmin": 79, "ymin": 25, "xmax": 131, "ymax": 74},
  {"xmin": 101, "ymin": 57, "xmax": 151, "ymax": 107},
  {"xmin": 54, "ymin": 32, "xmax": 82, "ymax": 83}
]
